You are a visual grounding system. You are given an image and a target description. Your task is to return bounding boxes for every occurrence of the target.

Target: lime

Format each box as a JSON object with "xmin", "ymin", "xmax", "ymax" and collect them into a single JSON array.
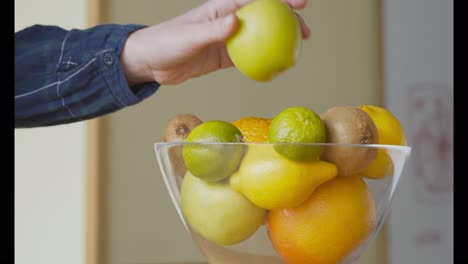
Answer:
[
  {"xmin": 268, "ymin": 106, "xmax": 326, "ymax": 160},
  {"xmin": 183, "ymin": 120, "xmax": 245, "ymax": 182}
]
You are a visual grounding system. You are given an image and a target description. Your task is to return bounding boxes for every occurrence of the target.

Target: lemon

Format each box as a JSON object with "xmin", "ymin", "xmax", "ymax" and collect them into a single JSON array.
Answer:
[
  {"xmin": 359, "ymin": 105, "xmax": 407, "ymax": 179},
  {"xmin": 360, "ymin": 105, "xmax": 406, "ymax": 145},
  {"xmin": 183, "ymin": 120, "xmax": 245, "ymax": 182},
  {"xmin": 226, "ymin": 0, "xmax": 301, "ymax": 82},
  {"xmin": 268, "ymin": 106, "xmax": 326, "ymax": 161},
  {"xmin": 231, "ymin": 144, "xmax": 337, "ymax": 210}
]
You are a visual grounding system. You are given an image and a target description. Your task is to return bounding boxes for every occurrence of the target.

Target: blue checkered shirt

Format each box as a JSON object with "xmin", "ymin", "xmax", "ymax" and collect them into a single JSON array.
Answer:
[{"xmin": 15, "ymin": 24, "xmax": 160, "ymax": 128}]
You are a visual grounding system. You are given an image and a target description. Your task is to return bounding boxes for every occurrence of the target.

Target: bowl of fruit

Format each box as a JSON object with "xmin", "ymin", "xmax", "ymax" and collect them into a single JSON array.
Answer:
[{"xmin": 154, "ymin": 105, "xmax": 411, "ymax": 264}]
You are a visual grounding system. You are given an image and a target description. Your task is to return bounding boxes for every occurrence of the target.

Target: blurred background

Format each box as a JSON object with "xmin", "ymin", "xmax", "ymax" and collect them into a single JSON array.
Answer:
[{"xmin": 14, "ymin": 0, "xmax": 453, "ymax": 264}]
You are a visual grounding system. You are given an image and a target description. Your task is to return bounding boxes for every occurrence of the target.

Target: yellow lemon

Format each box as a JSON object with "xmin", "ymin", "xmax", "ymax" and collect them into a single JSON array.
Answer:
[
  {"xmin": 230, "ymin": 144, "xmax": 337, "ymax": 210},
  {"xmin": 359, "ymin": 105, "xmax": 407, "ymax": 179},
  {"xmin": 226, "ymin": 0, "xmax": 301, "ymax": 82}
]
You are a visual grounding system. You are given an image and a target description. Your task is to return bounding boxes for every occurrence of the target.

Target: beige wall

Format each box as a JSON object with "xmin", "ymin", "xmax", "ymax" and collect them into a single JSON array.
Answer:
[
  {"xmin": 14, "ymin": 1, "xmax": 86, "ymax": 264},
  {"xmin": 105, "ymin": 0, "xmax": 383, "ymax": 263}
]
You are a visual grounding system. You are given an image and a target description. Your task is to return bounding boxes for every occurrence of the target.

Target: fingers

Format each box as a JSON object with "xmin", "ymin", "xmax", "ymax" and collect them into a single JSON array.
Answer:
[
  {"xmin": 218, "ymin": 45, "xmax": 235, "ymax": 69},
  {"xmin": 286, "ymin": 0, "xmax": 309, "ymax": 40},
  {"xmin": 180, "ymin": 0, "xmax": 253, "ymax": 23},
  {"xmin": 176, "ymin": 0, "xmax": 307, "ymax": 24},
  {"xmin": 211, "ymin": 0, "xmax": 255, "ymax": 16},
  {"xmin": 170, "ymin": 0, "xmax": 310, "ymax": 42},
  {"xmin": 283, "ymin": 0, "xmax": 307, "ymax": 9},
  {"xmin": 188, "ymin": 14, "xmax": 239, "ymax": 47},
  {"xmin": 209, "ymin": 0, "xmax": 307, "ymax": 20},
  {"xmin": 296, "ymin": 13, "xmax": 311, "ymax": 39}
]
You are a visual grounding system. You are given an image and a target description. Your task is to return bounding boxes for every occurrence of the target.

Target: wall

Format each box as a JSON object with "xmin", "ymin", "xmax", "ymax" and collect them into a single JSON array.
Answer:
[
  {"xmin": 383, "ymin": 0, "xmax": 453, "ymax": 263},
  {"xmin": 14, "ymin": 1, "xmax": 86, "ymax": 264},
  {"xmin": 105, "ymin": 1, "xmax": 384, "ymax": 263}
]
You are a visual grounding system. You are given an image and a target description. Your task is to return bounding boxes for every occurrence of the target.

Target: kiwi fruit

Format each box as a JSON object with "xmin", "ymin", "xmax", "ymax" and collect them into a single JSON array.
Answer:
[
  {"xmin": 162, "ymin": 113, "xmax": 203, "ymax": 177},
  {"xmin": 320, "ymin": 105, "xmax": 378, "ymax": 177}
]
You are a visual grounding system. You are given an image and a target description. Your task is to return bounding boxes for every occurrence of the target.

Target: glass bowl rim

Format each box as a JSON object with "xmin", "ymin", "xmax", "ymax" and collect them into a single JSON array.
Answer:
[{"xmin": 154, "ymin": 142, "xmax": 411, "ymax": 153}]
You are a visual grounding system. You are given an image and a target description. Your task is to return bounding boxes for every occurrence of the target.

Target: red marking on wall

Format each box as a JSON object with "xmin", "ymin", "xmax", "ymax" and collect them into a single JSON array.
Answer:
[
  {"xmin": 414, "ymin": 230, "xmax": 443, "ymax": 247},
  {"xmin": 405, "ymin": 84, "xmax": 453, "ymax": 205}
]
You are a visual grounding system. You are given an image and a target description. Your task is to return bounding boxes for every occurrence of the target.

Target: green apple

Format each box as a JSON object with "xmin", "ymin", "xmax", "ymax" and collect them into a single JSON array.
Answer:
[
  {"xmin": 226, "ymin": 0, "xmax": 301, "ymax": 82},
  {"xmin": 180, "ymin": 171, "xmax": 266, "ymax": 245}
]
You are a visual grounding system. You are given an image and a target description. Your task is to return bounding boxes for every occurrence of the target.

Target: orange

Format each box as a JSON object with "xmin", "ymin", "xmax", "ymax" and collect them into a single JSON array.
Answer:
[
  {"xmin": 232, "ymin": 116, "xmax": 271, "ymax": 142},
  {"xmin": 267, "ymin": 176, "xmax": 376, "ymax": 264}
]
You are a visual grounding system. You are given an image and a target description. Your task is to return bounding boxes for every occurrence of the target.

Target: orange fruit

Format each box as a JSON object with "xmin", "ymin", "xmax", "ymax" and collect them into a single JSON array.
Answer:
[
  {"xmin": 267, "ymin": 176, "xmax": 376, "ymax": 264},
  {"xmin": 232, "ymin": 116, "xmax": 271, "ymax": 142}
]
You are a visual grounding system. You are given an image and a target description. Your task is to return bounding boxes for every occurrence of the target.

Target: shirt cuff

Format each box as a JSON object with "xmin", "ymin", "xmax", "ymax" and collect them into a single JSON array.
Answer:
[{"xmin": 98, "ymin": 24, "xmax": 160, "ymax": 107}]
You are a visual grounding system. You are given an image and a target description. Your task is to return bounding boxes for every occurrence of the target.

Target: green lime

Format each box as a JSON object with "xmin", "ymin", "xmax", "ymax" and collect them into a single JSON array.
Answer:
[
  {"xmin": 183, "ymin": 120, "xmax": 245, "ymax": 182},
  {"xmin": 268, "ymin": 106, "xmax": 326, "ymax": 161}
]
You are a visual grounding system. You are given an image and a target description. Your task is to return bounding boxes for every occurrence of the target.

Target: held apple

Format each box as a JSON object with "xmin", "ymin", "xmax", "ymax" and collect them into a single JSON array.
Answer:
[{"xmin": 227, "ymin": 0, "xmax": 302, "ymax": 82}]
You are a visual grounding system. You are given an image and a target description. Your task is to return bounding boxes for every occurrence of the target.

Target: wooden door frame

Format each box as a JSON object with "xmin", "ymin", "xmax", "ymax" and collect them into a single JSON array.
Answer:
[
  {"xmin": 85, "ymin": 1, "xmax": 109, "ymax": 264},
  {"xmin": 376, "ymin": 0, "xmax": 389, "ymax": 262}
]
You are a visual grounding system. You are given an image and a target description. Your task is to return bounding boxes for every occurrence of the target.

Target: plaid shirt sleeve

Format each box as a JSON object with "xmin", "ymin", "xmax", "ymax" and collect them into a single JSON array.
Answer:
[{"xmin": 15, "ymin": 24, "xmax": 160, "ymax": 128}]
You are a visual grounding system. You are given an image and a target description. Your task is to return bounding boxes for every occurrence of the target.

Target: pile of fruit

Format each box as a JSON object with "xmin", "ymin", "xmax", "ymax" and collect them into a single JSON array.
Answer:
[{"xmin": 162, "ymin": 105, "xmax": 406, "ymax": 264}]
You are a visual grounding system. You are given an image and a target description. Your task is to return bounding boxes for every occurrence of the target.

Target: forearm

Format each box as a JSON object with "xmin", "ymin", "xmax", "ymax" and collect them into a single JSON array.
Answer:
[
  {"xmin": 120, "ymin": 28, "xmax": 156, "ymax": 86},
  {"xmin": 15, "ymin": 24, "xmax": 160, "ymax": 128}
]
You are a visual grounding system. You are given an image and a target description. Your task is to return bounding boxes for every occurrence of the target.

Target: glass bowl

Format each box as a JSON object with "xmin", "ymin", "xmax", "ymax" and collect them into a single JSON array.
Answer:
[{"xmin": 154, "ymin": 142, "xmax": 411, "ymax": 264}]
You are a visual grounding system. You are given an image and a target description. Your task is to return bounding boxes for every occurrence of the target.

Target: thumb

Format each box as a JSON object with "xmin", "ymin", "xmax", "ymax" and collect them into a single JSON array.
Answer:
[{"xmin": 190, "ymin": 14, "xmax": 238, "ymax": 46}]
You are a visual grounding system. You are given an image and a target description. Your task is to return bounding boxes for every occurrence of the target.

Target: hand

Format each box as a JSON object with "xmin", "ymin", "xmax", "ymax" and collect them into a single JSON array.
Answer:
[{"xmin": 120, "ymin": 0, "xmax": 311, "ymax": 86}]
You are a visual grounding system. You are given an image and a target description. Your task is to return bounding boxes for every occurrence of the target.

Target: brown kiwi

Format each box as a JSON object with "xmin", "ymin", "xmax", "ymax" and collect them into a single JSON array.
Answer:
[
  {"xmin": 320, "ymin": 105, "xmax": 378, "ymax": 177},
  {"xmin": 162, "ymin": 113, "xmax": 203, "ymax": 177}
]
